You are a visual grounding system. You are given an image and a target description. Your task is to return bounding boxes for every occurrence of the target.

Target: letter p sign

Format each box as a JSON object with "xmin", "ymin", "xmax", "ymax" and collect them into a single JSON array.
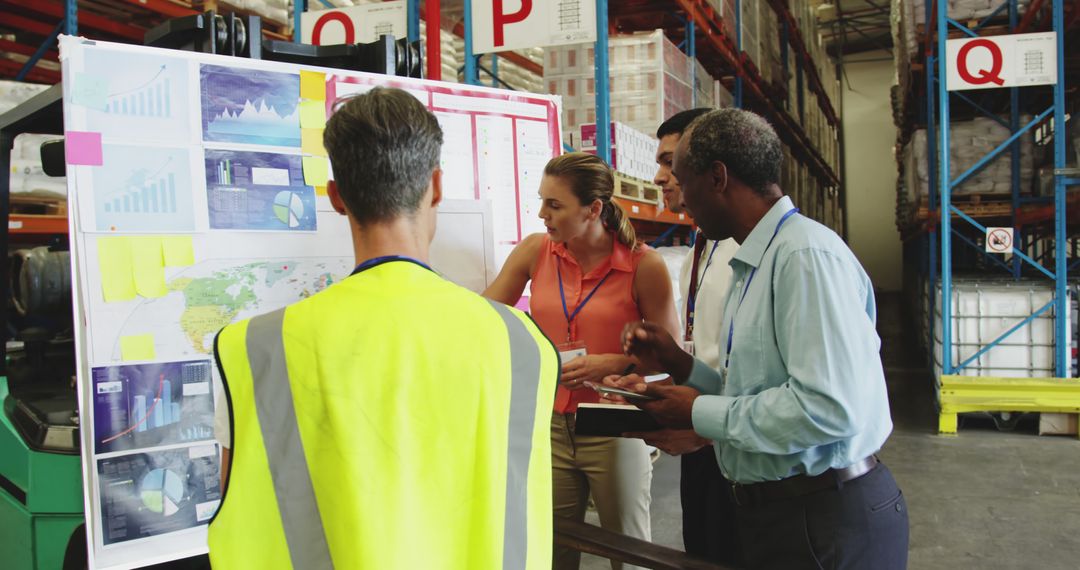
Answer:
[
  {"xmin": 493, "ymin": 0, "xmax": 532, "ymax": 48},
  {"xmin": 470, "ymin": 0, "xmax": 595, "ymax": 54}
]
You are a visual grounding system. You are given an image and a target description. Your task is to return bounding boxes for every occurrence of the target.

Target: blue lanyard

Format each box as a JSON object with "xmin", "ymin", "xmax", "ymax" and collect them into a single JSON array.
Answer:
[
  {"xmin": 685, "ymin": 238, "xmax": 722, "ymax": 339},
  {"xmin": 351, "ymin": 255, "xmax": 433, "ymax": 275},
  {"xmin": 556, "ymin": 259, "xmax": 612, "ymax": 342},
  {"xmin": 723, "ymin": 208, "xmax": 800, "ymax": 372}
]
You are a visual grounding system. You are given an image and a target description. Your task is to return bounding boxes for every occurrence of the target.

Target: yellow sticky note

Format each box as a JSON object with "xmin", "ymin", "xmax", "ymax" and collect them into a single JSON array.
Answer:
[
  {"xmin": 299, "ymin": 100, "xmax": 327, "ymax": 128},
  {"xmin": 302, "ymin": 128, "xmax": 327, "ymax": 156},
  {"xmin": 315, "ymin": 185, "xmax": 327, "ymax": 197},
  {"xmin": 120, "ymin": 334, "xmax": 156, "ymax": 361},
  {"xmin": 162, "ymin": 236, "xmax": 195, "ymax": 267},
  {"xmin": 300, "ymin": 70, "xmax": 326, "ymax": 100},
  {"xmin": 98, "ymin": 237, "xmax": 136, "ymax": 302},
  {"xmin": 130, "ymin": 237, "xmax": 167, "ymax": 298},
  {"xmin": 303, "ymin": 156, "xmax": 329, "ymax": 186}
]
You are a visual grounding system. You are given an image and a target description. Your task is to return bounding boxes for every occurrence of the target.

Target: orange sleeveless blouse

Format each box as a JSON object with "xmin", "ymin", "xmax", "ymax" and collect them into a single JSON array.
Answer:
[{"xmin": 530, "ymin": 235, "xmax": 647, "ymax": 413}]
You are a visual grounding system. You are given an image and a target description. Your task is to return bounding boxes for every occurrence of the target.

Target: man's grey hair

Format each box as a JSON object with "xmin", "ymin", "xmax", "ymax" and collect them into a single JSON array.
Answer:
[
  {"xmin": 324, "ymin": 87, "xmax": 444, "ymax": 223},
  {"xmin": 683, "ymin": 108, "xmax": 783, "ymax": 196}
]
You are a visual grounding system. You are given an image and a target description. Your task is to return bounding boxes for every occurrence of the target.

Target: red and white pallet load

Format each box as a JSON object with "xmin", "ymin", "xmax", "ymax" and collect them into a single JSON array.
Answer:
[
  {"xmin": 545, "ymin": 30, "xmax": 694, "ymax": 142},
  {"xmin": 579, "ymin": 121, "xmax": 660, "ymax": 183}
]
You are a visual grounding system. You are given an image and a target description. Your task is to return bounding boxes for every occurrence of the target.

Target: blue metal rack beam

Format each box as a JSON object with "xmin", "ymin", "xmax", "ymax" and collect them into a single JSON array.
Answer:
[
  {"xmin": 15, "ymin": 21, "xmax": 63, "ymax": 82},
  {"xmin": 64, "ymin": 0, "xmax": 76, "ymax": 35},
  {"xmin": 463, "ymin": 0, "xmax": 478, "ymax": 84},
  {"xmin": 407, "ymin": 0, "xmax": 420, "ymax": 43},
  {"xmin": 1052, "ymin": 0, "xmax": 1068, "ymax": 377},
  {"xmin": 688, "ymin": 19, "xmax": 696, "ymax": 107},
  {"xmin": 1010, "ymin": 0, "xmax": 1022, "ymax": 279},
  {"xmin": 594, "ymin": 0, "xmax": 611, "ymax": 163},
  {"xmin": 294, "ymin": 0, "xmax": 305, "ymax": 44}
]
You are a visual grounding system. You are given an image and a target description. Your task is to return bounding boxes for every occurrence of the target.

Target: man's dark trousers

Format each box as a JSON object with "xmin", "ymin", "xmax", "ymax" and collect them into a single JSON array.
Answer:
[
  {"xmin": 681, "ymin": 447, "xmax": 744, "ymax": 567},
  {"xmin": 735, "ymin": 462, "xmax": 909, "ymax": 569}
]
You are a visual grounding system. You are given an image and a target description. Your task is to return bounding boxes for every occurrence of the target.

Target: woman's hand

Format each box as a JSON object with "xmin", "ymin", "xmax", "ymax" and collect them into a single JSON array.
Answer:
[{"xmin": 560, "ymin": 354, "xmax": 631, "ymax": 391}]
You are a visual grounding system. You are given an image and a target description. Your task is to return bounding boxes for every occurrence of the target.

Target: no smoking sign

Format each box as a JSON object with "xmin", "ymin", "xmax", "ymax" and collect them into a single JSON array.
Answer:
[{"xmin": 985, "ymin": 227, "xmax": 1014, "ymax": 254}]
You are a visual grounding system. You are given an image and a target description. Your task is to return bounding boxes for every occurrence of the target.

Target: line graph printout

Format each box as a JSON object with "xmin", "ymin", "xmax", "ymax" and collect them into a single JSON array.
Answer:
[{"xmin": 92, "ymin": 360, "xmax": 215, "ymax": 455}]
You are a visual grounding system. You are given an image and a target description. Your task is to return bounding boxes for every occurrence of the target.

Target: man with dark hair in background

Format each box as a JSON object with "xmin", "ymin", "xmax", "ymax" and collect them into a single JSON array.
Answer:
[
  {"xmin": 208, "ymin": 87, "xmax": 560, "ymax": 570},
  {"xmin": 637, "ymin": 108, "xmax": 742, "ymax": 566},
  {"xmin": 613, "ymin": 108, "xmax": 909, "ymax": 569}
]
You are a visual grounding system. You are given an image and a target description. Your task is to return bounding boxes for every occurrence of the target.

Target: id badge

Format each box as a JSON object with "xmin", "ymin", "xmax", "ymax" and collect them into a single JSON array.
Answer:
[
  {"xmin": 683, "ymin": 339, "xmax": 695, "ymax": 356},
  {"xmin": 556, "ymin": 340, "xmax": 588, "ymax": 364}
]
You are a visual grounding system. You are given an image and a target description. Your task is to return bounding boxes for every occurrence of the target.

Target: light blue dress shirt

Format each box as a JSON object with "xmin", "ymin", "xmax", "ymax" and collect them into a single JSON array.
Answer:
[{"xmin": 687, "ymin": 196, "xmax": 892, "ymax": 484}]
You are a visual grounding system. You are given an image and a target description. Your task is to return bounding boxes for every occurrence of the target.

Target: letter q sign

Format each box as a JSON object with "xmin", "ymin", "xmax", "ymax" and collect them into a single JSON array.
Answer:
[{"xmin": 945, "ymin": 32, "xmax": 1058, "ymax": 91}]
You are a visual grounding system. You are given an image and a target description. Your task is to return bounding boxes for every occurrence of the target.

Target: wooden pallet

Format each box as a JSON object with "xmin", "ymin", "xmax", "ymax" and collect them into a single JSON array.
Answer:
[
  {"xmin": 9, "ymin": 194, "xmax": 67, "ymax": 216},
  {"xmin": 916, "ymin": 22, "xmax": 1012, "ymax": 39},
  {"xmin": 915, "ymin": 199, "xmax": 1015, "ymax": 222},
  {"xmin": 613, "ymin": 172, "xmax": 661, "ymax": 206}
]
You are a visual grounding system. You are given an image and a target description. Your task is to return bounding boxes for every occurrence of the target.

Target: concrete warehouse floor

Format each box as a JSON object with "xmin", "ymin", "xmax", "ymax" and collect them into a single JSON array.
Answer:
[{"xmin": 583, "ymin": 292, "xmax": 1080, "ymax": 569}]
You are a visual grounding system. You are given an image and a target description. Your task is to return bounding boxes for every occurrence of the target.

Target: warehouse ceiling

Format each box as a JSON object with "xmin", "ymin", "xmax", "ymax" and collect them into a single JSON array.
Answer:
[{"xmin": 817, "ymin": 0, "xmax": 895, "ymax": 58}]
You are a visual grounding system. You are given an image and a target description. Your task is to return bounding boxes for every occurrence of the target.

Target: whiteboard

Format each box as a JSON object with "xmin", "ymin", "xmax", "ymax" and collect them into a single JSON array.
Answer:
[{"xmin": 58, "ymin": 36, "xmax": 554, "ymax": 569}]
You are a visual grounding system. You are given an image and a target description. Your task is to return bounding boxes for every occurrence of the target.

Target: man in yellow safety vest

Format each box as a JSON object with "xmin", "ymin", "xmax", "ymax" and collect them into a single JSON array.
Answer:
[{"xmin": 208, "ymin": 86, "xmax": 559, "ymax": 569}]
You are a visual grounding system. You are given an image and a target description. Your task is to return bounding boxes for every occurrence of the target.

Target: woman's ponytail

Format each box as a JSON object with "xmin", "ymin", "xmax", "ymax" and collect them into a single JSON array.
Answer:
[{"xmin": 602, "ymin": 200, "xmax": 637, "ymax": 250}]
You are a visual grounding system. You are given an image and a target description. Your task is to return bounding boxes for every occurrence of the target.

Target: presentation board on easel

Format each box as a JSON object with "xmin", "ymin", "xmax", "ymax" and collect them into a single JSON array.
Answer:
[{"xmin": 58, "ymin": 36, "xmax": 560, "ymax": 569}]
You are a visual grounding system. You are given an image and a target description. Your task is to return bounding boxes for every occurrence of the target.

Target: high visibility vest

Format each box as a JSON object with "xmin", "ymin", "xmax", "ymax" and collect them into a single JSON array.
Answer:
[{"xmin": 208, "ymin": 259, "xmax": 559, "ymax": 569}]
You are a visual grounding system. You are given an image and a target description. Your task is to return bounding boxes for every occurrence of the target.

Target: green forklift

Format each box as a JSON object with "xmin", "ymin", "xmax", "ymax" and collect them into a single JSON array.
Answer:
[{"xmin": 0, "ymin": 85, "xmax": 87, "ymax": 569}]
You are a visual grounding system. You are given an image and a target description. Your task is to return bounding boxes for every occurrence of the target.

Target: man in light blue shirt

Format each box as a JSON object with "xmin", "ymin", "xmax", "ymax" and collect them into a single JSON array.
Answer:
[{"xmin": 608, "ymin": 109, "xmax": 909, "ymax": 569}]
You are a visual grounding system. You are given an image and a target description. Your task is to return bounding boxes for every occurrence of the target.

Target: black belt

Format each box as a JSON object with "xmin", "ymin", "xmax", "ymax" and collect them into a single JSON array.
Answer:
[{"xmin": 731, "ymin": 456, "xmax": 878, "ymax": 507}]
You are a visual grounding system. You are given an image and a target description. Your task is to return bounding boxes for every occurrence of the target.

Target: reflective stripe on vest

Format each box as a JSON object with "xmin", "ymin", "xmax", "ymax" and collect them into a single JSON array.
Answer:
[
  {"xmin": 487, "ymin": 300, "xmax": 541, "ymax": 570},
  {"xmin": 243, "ymin": 301, "xmax": 543, "ymax": 569},
  {"xmin": 246, "ymin": 307, "xmax": 334, "ymax": 570}
]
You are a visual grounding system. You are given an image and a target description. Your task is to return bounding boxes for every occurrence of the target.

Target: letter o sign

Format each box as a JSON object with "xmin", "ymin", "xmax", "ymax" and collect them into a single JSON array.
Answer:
[{"xmin": 311, "ymin": 11, "xmax": 354, "ymax": 45}]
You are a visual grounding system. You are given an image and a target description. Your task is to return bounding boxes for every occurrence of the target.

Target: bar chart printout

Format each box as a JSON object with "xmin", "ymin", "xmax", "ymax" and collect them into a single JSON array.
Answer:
[
  {"xmin": 92, "ymin": 360, "xmax": 215, "ymax": 454},
  {"xmin": 90, "ymin": 144, "xmax": 197, "ymax": 232}
]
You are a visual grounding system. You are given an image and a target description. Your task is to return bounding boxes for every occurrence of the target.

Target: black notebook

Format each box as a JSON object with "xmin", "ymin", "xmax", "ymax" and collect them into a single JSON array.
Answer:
[{"xmin": 574, "ymin": 403, "xmax": 662, "ymax": 437}]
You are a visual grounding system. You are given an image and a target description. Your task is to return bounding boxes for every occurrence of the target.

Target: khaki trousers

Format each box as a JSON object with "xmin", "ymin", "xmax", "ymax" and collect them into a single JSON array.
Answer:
[{"xmin": 551, "ymin": 413, "xmax": 653, "ymax": 570}]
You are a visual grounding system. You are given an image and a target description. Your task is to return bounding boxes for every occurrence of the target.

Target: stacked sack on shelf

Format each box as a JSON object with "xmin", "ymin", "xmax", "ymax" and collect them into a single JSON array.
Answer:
[
  {"xmin": 425, "ymin": 21, "xmax": 461, "ymax": 84},
  {"xmin": 2, "ymin": 81, "xmax": 65, "ymax": 198},
  {"xmin": 229, "ymin": 0, "xmax": 291, "ymax": 29},
  {"xmin": 903, "ymin": 116, "xmax": 1035, "ymax": 203},
  {"xmin": 8, "ymin": 133, "xmax": 66, "ymax": 197},
  {"xmin": 911, "ymin": 0, "xmax": 1032, "ymax": 23}
]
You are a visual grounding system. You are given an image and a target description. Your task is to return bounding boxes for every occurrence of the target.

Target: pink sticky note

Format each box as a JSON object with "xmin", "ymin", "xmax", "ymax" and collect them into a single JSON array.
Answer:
[{"xmin": 65, "ymin": 131, "xmax": 103, "ymax": 166}]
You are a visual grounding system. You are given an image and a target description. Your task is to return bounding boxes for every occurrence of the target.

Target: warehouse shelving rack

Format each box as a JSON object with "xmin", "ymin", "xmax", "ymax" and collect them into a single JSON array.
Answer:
[
  {"xmin": 459, "ymin": 0, "xmax": 843, "ymax": 238},
  {"xmin": 0, "ymin": 1, "xmax": 453, "ymax": 82},
  {"xmin": 4, "ymin": 1, "xmax": 842, "ymax": 235},
  {"xmin": 908, "ymin": 0, "xmax": 1080, "ymax": 433}
]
